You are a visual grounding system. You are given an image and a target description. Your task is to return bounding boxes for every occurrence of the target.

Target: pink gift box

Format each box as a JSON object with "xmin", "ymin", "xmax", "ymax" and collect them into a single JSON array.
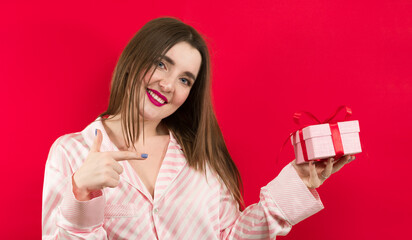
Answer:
[{"xmin": 291, "ymin": 120, "xmax": 362, "ymax": 164}]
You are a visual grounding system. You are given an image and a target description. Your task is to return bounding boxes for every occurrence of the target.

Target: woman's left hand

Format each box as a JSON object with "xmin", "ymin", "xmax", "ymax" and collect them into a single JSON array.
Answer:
[{"xmin": 292, "ymin": 155, "xmax": 356, "ymax": 189}]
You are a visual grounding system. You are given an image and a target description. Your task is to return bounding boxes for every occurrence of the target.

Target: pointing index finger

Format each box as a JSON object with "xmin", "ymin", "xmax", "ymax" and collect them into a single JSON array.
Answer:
[{"xmin": 107, "ymin": 151, "xmax": 148, "ymax": 161}]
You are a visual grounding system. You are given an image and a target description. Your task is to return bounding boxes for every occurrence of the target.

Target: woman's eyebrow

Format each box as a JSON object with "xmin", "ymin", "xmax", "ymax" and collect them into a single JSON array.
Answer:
[
  {"xmin": 163, "ymin": 55, "xmax": 175, "ymax": 65},
  {"xmin": 163, "ymin": 55, "xmax": 196, "ymax": 81}
]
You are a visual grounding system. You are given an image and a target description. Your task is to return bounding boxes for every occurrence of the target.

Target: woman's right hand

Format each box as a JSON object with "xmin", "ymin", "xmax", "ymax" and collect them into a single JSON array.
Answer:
[{"xmin": 72, "ymin": 129, "xmax": 147, "ymax": 201}]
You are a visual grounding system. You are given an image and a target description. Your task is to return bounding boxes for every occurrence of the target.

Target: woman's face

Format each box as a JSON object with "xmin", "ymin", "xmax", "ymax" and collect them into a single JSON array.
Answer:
[{"xmin": 138, "ymin": 41, "xmax": 202, "ymax": 122}]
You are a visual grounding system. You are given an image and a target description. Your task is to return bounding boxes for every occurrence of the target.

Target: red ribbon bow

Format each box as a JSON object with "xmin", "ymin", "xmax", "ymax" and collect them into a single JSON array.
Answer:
[
  {"xmin": 277, "ymin": 106, "xmax": 352, "ymax": 164},
  {"xmin": 293, "ymin": 105, "xmax": 352, "ymax": 162}
]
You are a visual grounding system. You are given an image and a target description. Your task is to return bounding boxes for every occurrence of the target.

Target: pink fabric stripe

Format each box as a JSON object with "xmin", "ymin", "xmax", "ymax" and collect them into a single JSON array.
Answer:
[
  {"xmin": 159, "ymin": 168, "xmax": 178, "ymax": 173},
  {"xmin": 162, "ymin": 160, "xmax": 185, "ymax": 166},
  {"xmin": 156, "ymin": 176, "xmax": 172, "ymax": 181},
  {"xmin": 168, "ymin": 145, "xmax": 181, "ymax": 150}
]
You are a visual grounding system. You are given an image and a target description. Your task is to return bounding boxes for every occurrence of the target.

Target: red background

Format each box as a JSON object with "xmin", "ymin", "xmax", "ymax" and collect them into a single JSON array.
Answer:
[{"xmin": 1, "ymin": 0, "xmax": 411, "ymax": 239}]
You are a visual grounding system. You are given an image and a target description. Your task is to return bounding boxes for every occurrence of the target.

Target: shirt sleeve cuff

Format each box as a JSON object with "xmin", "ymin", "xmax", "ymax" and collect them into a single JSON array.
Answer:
[
  {"xmin": 58, "ymin": 174, "xmax": 106, "ymax": 229},
  {"xmin": 265, "ymin": 162, "xmax": 324, "ymax": 225}
]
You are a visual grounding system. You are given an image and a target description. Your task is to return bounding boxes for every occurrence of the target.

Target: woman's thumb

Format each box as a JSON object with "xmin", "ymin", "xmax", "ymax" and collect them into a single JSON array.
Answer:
[{"xmin": 91, "ymin": 129, "xmax": 103, "ymax": 152}]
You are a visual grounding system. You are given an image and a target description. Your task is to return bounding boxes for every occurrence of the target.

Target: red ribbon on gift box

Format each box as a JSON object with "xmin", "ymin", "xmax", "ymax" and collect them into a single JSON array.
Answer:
[
  {"xmin": 278, "ymin": 106, "xmax": 352, "ymax": 164},
  {"xmin": 293, "ymin": 105, "xmax": 352, "ymax": 161}
]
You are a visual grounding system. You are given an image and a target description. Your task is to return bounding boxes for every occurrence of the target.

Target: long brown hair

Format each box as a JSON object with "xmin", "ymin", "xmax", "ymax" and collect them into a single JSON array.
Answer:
[{"xmin": 99, "ymin": 17, "xmax": 244, "ymax": 209}]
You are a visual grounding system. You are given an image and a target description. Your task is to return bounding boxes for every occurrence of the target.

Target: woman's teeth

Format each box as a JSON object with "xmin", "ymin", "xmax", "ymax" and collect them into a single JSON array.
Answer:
[{"xmin": 148, "ymin": 89, "xmax": 165, "ymax": 104}]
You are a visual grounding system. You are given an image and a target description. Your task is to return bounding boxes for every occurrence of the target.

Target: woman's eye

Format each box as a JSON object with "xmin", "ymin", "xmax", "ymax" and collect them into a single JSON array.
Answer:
[
  {"xmin": 157, "ymin": 61, "xmax": 165, "ymax": 69},
  {"xmin": 180, "ymin": 78, "xmax": 190, "ymax": 86}
]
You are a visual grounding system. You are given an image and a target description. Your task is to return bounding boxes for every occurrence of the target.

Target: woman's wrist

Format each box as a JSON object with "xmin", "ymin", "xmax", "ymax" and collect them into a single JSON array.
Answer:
[{"xmin": 72, "ymin": 175, "xmax": 92, "ymax": 201}]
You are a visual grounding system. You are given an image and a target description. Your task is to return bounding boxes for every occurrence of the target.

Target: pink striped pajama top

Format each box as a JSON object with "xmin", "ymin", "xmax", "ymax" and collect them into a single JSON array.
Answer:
[{"xmin": 42, "ymin": 117, "xmax": 324, "ymax": 239}]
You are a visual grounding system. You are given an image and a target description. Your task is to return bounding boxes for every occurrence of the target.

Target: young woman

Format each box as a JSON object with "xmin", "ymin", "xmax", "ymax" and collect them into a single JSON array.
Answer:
[{"xmin": 42, "ymin": 17, "xmax": 354, "ymax": 239}]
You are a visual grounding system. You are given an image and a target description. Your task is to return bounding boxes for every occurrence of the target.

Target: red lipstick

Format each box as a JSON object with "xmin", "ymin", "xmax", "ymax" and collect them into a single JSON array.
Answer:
[
  {"xmin": 146, "ymin": 88, "xmax": 168, "ymax": 107},
  {"xmin": 148, "ymin": 88, "xmax": 168, "ymax": 102}
]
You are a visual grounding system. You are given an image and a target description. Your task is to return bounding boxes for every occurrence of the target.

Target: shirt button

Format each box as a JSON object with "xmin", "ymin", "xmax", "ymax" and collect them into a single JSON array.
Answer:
[{"xmin": 153, "ymin": 208, "xmax": 159, "ymax": 214}]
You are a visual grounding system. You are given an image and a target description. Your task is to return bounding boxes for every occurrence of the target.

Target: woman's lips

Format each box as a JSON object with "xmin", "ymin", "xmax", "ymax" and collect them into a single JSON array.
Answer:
[
  {"xmin": 146, "ymin": 88, "xmax": 168, "ymax": 106},
  {"xmin": 148, "ymin": 88, "xmax": 168, "ymax": 102}
]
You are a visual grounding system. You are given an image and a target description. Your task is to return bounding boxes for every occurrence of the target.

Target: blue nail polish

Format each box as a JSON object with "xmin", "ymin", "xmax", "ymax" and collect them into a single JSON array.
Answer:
[
  {"xmin": 95, "ymin": 129, "xmax": 97, "ymax": 136},
  {"xmin": 141, "ymin": 153, "xmax": 148, "ymax": 158}
]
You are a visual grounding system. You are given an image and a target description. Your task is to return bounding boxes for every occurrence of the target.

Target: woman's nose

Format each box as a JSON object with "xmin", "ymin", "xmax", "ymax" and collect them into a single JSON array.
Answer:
[{"xmin": 159, "ymin": 77, "xmax": 174, "ymax": 92}]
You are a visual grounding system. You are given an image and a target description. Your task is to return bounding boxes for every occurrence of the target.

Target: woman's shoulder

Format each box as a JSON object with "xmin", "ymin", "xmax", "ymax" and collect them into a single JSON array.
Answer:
[
  {"xmin": 49, "ymin": 118, "xmax": 101, "ymax": 156},
  {"xmin": 51, "ymin": 132, "xmax": 85, "ymax": 151},
  {"xmin": 46, "ymin": 131, "xmax": 92, "ymax": 171}
]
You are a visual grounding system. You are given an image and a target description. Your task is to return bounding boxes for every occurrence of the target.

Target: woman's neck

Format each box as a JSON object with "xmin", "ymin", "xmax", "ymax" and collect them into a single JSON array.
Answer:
[{"xmin": 101, "ymin": 114, "xmax": 168, "ymax": 150}]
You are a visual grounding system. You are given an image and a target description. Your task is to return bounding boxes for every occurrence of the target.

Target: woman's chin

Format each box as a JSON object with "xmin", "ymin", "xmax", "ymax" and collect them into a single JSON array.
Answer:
[{"xmin": 139, "ymin": 112, "xmax": 165, "ymax": 122}]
